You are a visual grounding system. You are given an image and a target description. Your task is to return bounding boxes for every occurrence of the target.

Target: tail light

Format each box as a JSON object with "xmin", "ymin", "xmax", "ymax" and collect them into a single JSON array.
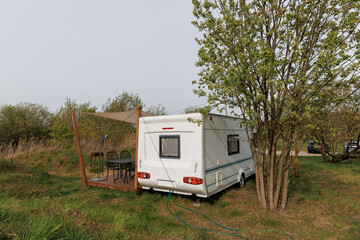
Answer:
[
  {"xmin": 138, "ymin": 172, "xmax": 150, "ymax": 179},
  {"xmin": 183, "ymin": 177, "xmax": 203, "ymax": 185}
]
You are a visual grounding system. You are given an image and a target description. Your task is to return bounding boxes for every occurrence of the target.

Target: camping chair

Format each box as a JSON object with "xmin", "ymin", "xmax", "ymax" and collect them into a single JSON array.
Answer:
[
  {"xmin": 120, "ymin": 150, "xmax": 135, "ymax": 182},
  {"xmin": 105, "ymin": 151, "xmax": 119, "ymax": 182}
]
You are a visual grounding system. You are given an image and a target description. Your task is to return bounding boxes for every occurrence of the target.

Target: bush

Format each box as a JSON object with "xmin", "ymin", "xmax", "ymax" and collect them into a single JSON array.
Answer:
[
  {"xmin": 50, "ymin": 117, "xmax": 74, "ymax": 149},
  {"xmin": 0, "ymin": 103, "xmax": 53, "ymax": 146}
]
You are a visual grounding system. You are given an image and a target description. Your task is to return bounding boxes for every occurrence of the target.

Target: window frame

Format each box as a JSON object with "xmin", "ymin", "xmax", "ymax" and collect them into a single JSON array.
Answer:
[
  {"xmin": 227, "ymin": 134, "xmax": 240, "ymax": 155},
  {"xmin": 159, "ymin": 135, "xmax": 181, "ymax": 159}
]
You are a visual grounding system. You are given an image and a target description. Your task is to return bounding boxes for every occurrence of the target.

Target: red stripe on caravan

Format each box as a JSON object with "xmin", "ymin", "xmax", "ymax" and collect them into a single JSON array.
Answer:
[{"xmin": 162, "ymin": 127, "xmax": 174, "ymax": 130}]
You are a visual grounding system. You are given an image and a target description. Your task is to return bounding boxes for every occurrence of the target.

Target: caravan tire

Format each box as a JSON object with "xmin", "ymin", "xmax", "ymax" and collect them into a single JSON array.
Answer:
[{"xmin": 239, "ymin": 174, "xmax": 245, "ymax": 188}]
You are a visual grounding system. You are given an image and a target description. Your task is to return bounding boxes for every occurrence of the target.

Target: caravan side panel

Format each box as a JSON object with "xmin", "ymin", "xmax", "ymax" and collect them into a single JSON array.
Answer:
[{"xmin": 203, "ymin": 115, "xmax": 255, "ymax": 197}]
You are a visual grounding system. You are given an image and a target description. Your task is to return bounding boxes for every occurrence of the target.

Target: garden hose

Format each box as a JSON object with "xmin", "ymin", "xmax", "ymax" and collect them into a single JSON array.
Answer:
[{"xmin": 166, "ymin": 190, "xmax": 294, "ymax": 239}]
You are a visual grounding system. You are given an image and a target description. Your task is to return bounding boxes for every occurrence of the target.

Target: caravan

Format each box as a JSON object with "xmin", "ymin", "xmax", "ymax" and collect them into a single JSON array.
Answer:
[{"xmin": 137, "ymin": 113, "xmax": 255, "ymax": 197}]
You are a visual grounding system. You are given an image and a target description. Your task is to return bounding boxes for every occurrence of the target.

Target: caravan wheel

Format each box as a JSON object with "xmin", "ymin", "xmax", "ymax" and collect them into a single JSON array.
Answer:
[{"xmin": 239, "ymin": 174, "xmax": 245, "ymax": 188}]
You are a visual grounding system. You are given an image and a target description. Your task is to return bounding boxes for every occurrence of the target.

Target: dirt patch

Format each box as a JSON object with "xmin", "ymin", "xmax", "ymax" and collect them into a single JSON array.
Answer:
[{"xmin": 66, "ymin": 209, "xmax": 104, "ymax": 233}]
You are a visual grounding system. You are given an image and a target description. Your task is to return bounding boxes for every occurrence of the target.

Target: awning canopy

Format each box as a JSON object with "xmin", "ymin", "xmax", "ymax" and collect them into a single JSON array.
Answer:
[{"xmin": 84, "ymin": 109, "xmax": 151, "ymax": 124}]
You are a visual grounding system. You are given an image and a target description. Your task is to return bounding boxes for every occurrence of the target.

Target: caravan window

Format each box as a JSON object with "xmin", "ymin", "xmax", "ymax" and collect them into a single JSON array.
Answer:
[
  {"xmin": 228, "ymin": 135, "xmax": 240, "ymax": 155},
  {"xmin": 159, "ymin": 135, "xmax": 180, "ymax": 158}
]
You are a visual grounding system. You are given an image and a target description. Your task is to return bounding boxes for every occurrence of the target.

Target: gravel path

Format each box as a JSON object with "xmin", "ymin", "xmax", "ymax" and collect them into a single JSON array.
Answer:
[{"xmin": 275, "ymin": 150, "xmax": 321, "ymax": 156}]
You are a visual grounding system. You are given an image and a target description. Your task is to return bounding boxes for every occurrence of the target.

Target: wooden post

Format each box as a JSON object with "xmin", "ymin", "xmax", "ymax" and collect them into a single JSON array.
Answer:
[
  {"xmin": 135, "ymin": 106, "xmax": 142, "ymax": 192},
  {"xmin": 71, "ymin": 110, "xmax": 88, "ymax": 186},
  {"xmin": 295, "ymin": 130, "xmax": 299, "ymax": 177}
]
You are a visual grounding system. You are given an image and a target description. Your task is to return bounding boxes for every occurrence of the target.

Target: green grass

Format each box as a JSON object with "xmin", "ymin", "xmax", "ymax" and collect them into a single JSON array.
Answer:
[{"xmin": 0, "ymin": 151, "xmax": 360, "ymax": 239}]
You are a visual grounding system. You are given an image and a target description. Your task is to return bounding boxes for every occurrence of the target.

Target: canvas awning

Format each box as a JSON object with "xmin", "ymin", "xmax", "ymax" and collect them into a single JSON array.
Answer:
[{"xmin": 85, "ymin": 109, "xmax": 151, "ymax": 124}]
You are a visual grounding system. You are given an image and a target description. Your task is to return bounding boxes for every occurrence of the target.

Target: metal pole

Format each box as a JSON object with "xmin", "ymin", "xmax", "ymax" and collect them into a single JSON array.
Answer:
[{"xmin": 91, "ymin": 135, "xmax": 107, "ymax": 181}]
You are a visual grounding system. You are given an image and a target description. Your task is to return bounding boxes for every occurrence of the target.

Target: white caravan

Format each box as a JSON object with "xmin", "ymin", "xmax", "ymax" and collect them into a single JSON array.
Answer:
[{"xmin": 137, "ymin": 113, "xmax": 255, "ymax": 197}]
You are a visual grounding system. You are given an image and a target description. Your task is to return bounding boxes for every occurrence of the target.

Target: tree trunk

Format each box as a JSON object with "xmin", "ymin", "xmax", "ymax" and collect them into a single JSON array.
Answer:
[
  {"xmin": 249, "ymin": 128, "xmax": 268, "ymax": 209},
  {"xmin": 274, "ymin": 130, "xmax": 292, "ymax": 210},
  {"xmin": 319, "ymin": 148, "xmax": 331, "ymax": 162},
  {"xmin": 268, "ymin": 137, "xmax": 276, "ymax": 210},
  {"xmin": 280, "ymin": 165, "xmax": 290, "ymax": 210},
  {"xmin": 256, "ymin": 142, "xmax": 267, "ymax": 209},
  {"xmin": 280, "ymin": 147, "xmax": 292, "ymax": 210},
  {"xmin": 250, "ymin": 127, "xmax": 295, "ymax": 210},
  {"xmin": 319, "ymin": 148, "xmax": 352, "ymax": 163}
]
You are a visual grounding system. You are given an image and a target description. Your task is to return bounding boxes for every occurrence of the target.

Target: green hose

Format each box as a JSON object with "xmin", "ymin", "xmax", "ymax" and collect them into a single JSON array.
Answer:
[
  {"xmin": 166, "ymin": 190, "xmax": 248, "ymax": 239},
  {"xmin": 166, "ymin": 190, "xmax": 295, "ymax": 239}
]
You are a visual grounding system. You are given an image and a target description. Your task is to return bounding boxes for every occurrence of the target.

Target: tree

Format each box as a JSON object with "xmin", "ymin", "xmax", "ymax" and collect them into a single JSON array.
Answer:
[
  {"xmin": 100, "ymin": 92, "xmax": 168, "ymax": 145},
  {"xmin": 0, "ymin": 103, "xmax": 54, "ymax": 146},
  {"xmin": 100, "ymin": 92, "xmax": 144, "ymax": 145},
  {"xmin": 53, "ymin": 98, "xmax": 98, "ymax": 148},
  {"xmin": 147, "ymin": 104, "xmax": 167, "ymax": 116},
  {"xmin": 305, "ymin": 92, "xmax": 360, "ymax": 162},
  {"xmin": 102, "ymin": 91, "xmax": 166, "ymax": 115},
  {"xmin": 184, "ymin": 106, "xmax": 201, "ymax": 113},
  {"xmin": 102, "ymin": 92, "xmax": 144, "ymax": 113},
  {"xmin": 192, "ymin": 0, "xmax": 360, "ymax": 210},
  {"xmin": 50, "ymin": 116, "xmax": 74, "ymax": 148}
]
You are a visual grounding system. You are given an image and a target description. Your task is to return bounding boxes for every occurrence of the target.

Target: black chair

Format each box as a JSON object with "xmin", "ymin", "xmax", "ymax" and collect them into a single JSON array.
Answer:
[
  {"xmin": 105, "ymin": 151, "xmax": 119, "ymax": 182},
  {"xmin": 117, "ymin": 150, "xmax": 130, "ymax": 182},
  {"xmin": 120, "ymin": 150, "xmax": 134, "ymax": 181},
  {"xmin": 120, "ymin": 150, "xmax": 131, "ymax": 159}
]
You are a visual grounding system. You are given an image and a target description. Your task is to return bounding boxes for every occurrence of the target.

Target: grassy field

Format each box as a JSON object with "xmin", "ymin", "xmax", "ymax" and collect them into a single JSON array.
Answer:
[{"xmin": 0, "ymin": 149, "xmax": 359, "ymax": 239}]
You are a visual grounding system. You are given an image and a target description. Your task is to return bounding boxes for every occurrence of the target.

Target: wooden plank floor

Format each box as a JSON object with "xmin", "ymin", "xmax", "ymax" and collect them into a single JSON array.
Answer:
[{"xmin": 87, "ymin": 172, "xmax": 135, "ymax": 191}]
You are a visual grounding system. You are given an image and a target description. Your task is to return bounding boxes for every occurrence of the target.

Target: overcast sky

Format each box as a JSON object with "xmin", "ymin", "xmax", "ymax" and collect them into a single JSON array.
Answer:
[{"xmin": 0, "ymin": 0, "xmax": 206, "ymax": 114}]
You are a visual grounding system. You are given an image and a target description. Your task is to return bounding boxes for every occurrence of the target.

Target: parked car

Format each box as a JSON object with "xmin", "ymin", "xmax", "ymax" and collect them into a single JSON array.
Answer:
[
  {"xmin": 307, "ymin": 141, "xmax": 330, "ymax": 153},
  {"xmin": 343, "ymin": 141, "xmax": 360, "ymax": 153}
]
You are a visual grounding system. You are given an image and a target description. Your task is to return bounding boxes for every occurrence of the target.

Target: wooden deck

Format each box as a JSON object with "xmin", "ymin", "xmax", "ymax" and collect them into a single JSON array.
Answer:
[{"xmin": 87, "ymin": 173, "xmax": 136, "ymax": 191}]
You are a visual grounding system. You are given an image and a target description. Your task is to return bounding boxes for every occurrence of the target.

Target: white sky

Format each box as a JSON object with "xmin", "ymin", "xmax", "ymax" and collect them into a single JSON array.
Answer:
[{"xmin": 0, "ymin": 0, "xmax": 206, "ymax": 114}]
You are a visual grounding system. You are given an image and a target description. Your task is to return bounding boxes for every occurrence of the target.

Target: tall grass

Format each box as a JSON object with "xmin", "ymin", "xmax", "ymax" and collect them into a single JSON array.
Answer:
[
  {"xmin": 1, "ymin": 136, "xmax": 136, "ymax": 163},
  {"xmin": 0, "ymin": 139, "xmax": 52, "ymax": 159}
]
